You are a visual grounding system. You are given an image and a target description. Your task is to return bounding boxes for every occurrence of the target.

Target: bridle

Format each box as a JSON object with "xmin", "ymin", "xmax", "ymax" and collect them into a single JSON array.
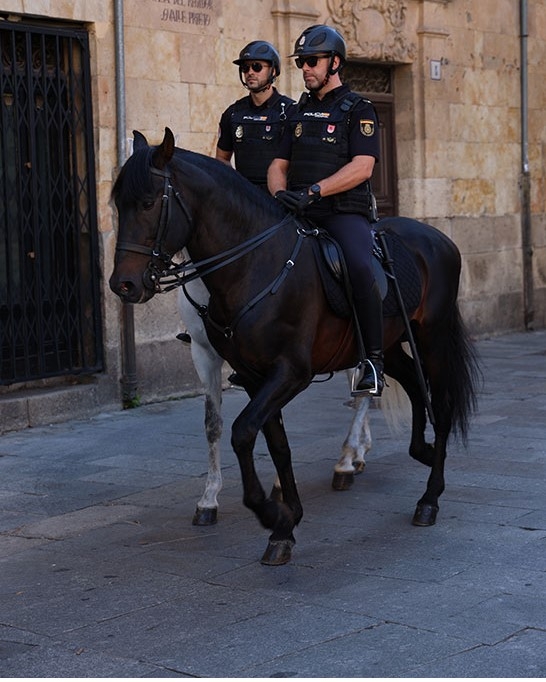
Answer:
[
  {"xmin": 115, "ymin": 167, "xmax": 194, "ymax": 292},
  {"xmin": 114, "ymin": 165, "xmax": 315, "ymax": 314},
  {"xmin": 113, "ymin": 162, "xmax": 327, "ymax": 383}
]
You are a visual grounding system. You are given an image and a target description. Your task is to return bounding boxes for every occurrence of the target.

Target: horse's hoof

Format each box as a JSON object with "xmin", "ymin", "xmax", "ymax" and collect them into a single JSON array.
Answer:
[
  {"xmin": 260, "ymin": 539, "xmax": 294, "ymax": 566},
  {"xmin": 192, "ymin": 506, "xmax": 218, "ymax": 526},
  {"xmin": 412, "ymin": 503, "xmax": 438, "ymax": 526},
  {"xmin": 332, "ymin": 471, "xmax": 354, "ymax": 491}
]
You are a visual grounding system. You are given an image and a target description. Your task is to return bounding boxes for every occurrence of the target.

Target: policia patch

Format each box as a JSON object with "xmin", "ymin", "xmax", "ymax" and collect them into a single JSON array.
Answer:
[{"xmin": 360, "ymin": 119, "xmax": 374, "ymax": 136}]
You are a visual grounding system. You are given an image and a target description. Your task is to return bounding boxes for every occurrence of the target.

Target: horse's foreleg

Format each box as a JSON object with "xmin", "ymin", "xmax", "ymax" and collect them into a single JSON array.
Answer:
[
  {"xmin": 332, "ymin": 385, "xmax": 371, "ymax": 490},
  {"xmin": 230, "ymin": 371, "xmax": 309, "ymax": 565},
  {"xmin": 192, "ymin": 384, "xmax": 223, "ymax": 525},
  {"xmin": 180, "ymin": 285, "xmax": 225, "ymax": 526},
  {"xmin": 191, "ymin": 342, "xmax": 224, "ymax": 525},
  {"xmin": 260, "ymin": 413, "xmax": 303, "ymax": 565}
]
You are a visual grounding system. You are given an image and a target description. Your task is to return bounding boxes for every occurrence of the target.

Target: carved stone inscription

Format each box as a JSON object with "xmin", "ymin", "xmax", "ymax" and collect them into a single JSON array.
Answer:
[
  {"xmin": 125, "ymin": 0, "xmax": 219, "ymax": 33},
  {"xmin": 327, "ymin": 0, "xmax": 416, "ymax": 63}
]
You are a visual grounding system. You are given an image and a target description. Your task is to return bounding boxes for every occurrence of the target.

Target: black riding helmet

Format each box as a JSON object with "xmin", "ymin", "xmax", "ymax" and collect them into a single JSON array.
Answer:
[
  {"xmin": 233, "ymin": 40, "xmax": 281, "ymax": 90},
  {"xmin": 289, "ymin": 24, "xmax": 346, "ymax": 75}
]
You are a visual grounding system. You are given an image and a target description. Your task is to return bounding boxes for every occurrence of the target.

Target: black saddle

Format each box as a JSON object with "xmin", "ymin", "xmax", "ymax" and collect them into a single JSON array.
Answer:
[{"xmin": 312, "ymin": 228, "xmax": 422, "ymax": 319}]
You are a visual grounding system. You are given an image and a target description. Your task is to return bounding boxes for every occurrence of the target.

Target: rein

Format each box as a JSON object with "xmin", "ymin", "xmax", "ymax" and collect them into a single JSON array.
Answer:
[
  {"xmin": 116, "ymin": 163, "xmax": 318, "ymax": 336},
  {"xmin": 204, "ymin": 221, "xmax": 309, "ymax": 339},
  {"xmin": 159, "ymin": 213, "xmax": 296, "ymax": 294}
]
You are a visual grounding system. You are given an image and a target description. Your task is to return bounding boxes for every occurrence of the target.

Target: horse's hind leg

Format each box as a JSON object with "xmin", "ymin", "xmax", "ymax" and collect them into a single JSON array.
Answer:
[
  {"xmin": 412, "ymin": 336, "xmax": 457, "ymax": 527},
  {"xmin": 385, "ymin": 342, "xmax": 432, "ymax": 467},
  {"xmin": 332, "ymin": 383, "xmax": 371, "ymax": 490},
  {"xmin": 414, "ymin": 305, "xmax": 480, "ymax": 527},
  {"xmin": 413, "ymin": 430, "xmax": 447, "ymax": 526},
  {"xmin": 385, "ymin": 340, "xmax": 443, "ymax": 526}
]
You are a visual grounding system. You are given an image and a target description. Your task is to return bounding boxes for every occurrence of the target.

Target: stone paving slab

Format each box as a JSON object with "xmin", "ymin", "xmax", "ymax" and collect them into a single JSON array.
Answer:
[{"xmin": 0, "ymin": 329, "xmax": 545, "ymax": 677}]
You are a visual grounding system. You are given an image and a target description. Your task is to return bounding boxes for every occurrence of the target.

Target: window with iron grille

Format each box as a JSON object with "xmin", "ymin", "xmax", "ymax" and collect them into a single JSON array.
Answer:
[{"xmin": 0, "ymin": 20, "xmax": 103, "ymax": 385}]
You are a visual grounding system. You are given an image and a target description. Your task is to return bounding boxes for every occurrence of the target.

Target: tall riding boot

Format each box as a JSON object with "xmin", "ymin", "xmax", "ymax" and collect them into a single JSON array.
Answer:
[{"xmin": 351, "ymin": 281, "xmax": 384, "ymax": 397}]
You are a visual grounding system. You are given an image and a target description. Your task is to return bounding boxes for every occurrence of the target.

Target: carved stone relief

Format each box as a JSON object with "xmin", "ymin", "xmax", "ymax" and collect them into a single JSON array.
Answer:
[{"xmin": 326, "ymin": 0, "xmax": 416, "ymax": 63}]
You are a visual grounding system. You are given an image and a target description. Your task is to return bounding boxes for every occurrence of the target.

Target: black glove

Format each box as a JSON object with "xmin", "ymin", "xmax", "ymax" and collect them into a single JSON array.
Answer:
[{"xmin": 275, "ymin": 189, "xmax": 319, "ymax": 215}]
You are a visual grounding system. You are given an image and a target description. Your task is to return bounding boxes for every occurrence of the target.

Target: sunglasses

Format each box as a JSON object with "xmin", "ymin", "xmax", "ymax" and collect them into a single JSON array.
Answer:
[
  {"xmin": 240, "ymin": 62, "xmax": 267, "ymax": 74},
  {"xmin": 295, "ymin": 55, "xmax": 328, "ymax": 69}
]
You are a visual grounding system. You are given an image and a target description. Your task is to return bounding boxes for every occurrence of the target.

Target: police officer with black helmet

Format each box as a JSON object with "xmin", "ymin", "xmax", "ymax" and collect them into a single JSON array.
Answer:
[
  {"xmin": 268, "ymin": 25, "xmax": 384, "ymax": 397},
  {"xmin": 216, "ymin": 40, "xmax": 295, "ymax": 189}
]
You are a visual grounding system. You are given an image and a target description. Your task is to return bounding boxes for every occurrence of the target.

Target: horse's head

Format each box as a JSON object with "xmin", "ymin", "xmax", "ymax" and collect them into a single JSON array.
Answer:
[
  {"xmin": 109, "ymin": 128, "xmax": 192, "ymax": 303},
  {"xmin": 110, "ymin": 127, "xmax": 289, "ymax": 305}
]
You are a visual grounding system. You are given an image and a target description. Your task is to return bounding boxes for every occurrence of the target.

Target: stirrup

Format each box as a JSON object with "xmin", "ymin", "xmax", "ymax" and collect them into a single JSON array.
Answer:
[{"xmin": 350, "ymin": 360, "xmax": 382, "ymax": 397}]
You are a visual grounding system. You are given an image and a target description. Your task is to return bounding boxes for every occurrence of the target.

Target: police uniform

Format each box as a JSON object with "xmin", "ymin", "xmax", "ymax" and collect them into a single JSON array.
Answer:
[
  {"xmin": 277, "ymin": 83, "xmax": 380, "ymax": 291},
  {"xmin": 217, "ymin": 88, "xmax": 295, "ymax": 188}
]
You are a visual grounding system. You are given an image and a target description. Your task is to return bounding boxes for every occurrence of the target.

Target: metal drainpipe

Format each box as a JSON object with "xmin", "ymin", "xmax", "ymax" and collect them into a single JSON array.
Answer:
[
  {"xmin": 114, "ymin": 0, "xmax": 138, "ymax": 403},
  {"xmin": 520, "ymin": 0, "xmax": 534, "ymax": 329}
]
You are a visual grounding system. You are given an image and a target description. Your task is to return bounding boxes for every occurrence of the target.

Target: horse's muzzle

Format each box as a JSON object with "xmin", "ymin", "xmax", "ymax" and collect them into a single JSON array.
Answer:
[{"xmin": 109, "ymin": 270, "xmax": 155, "ymax": 304}]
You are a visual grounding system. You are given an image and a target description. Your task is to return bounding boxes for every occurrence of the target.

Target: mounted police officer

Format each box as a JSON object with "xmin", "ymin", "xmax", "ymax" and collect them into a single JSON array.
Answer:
[
  {"xmin": 268, "ymin": 24, "xmax": 384, "ymax": 397},
  {"xmin": 216, "ymin": 40, "xmax": 295, "ymax": 190}
]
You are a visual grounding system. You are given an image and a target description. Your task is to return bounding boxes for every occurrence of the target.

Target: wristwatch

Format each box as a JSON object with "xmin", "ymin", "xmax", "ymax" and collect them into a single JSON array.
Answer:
[{"xmin": 309, "ymin": 183, "xmax": 322, "ymax": 198}]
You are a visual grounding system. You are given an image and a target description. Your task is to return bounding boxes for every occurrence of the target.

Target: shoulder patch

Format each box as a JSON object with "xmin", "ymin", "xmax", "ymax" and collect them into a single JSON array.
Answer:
[{"xmin": 360, "ymin": 119, "xmax": 374, "ymax": 136}]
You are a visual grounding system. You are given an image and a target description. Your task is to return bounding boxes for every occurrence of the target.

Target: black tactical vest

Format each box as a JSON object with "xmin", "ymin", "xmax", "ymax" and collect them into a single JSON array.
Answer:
[
  {"xmin": 288, "ymin": 90, "xmax": 375, "ymax": 215},
  {"xmin": 230, "ymin": 93, "xmax": 294, "ymax": 185}
]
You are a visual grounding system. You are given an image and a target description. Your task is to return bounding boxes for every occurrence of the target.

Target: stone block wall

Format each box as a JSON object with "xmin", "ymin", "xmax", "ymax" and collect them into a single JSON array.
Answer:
[{"xmin": 2, "ymin": 0, "xmax": 544, "ymax": 416}]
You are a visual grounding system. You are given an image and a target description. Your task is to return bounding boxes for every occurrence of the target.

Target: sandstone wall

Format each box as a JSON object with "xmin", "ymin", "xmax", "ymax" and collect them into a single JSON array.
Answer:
[{"xmin": 2, "ymin": 0, "xmax": 544, "ymax": 408}]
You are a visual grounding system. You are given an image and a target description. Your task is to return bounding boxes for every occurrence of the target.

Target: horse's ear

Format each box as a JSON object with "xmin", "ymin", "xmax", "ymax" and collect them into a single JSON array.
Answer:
[
  {"xmin": 132, "ymin": 130, "xmax": 148, "ymax": 151},
  {"xmin": 152, "ymin": 127, "xmax": 175, "ymax": 170}
]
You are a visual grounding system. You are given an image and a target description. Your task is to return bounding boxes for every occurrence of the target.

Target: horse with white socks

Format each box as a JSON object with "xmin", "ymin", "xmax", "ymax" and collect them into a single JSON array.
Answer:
[{"xmin": 178, "ymin": 278, "xmax": 373, "ymax": 526}]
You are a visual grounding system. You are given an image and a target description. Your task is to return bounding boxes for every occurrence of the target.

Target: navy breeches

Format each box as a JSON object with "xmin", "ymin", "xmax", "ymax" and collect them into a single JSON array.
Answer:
[{"xmin": 312, "ymin": 213, "xmax": 375, "ymax": 294}]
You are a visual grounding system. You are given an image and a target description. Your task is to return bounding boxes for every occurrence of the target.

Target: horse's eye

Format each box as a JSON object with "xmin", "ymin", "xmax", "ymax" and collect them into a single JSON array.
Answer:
[{"xmin": 141, "ymin": 200, "xmax": 155, "ymax": 211}]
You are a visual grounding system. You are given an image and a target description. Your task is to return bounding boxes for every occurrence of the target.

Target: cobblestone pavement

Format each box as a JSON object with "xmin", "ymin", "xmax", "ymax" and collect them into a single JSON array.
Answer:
[{"xmin": 0, "ymin": 330, "xmax": 545, "ymax": 678}]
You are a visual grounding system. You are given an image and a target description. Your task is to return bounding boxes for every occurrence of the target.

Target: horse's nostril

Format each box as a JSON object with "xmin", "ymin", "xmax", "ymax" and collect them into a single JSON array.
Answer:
[{"xmin": 109, "ymin": 276, "xmax": 134, "ymax": 299}]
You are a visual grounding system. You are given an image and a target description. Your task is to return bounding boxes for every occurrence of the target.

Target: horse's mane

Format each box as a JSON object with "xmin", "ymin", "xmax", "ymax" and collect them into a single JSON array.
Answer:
[
  {"xmin": 171, "ymin": 148, "xmax": 286, "ymax": 226},
  {"xmin": 112, "ymin": 143, "xmax": 286, "ymax": 228}
]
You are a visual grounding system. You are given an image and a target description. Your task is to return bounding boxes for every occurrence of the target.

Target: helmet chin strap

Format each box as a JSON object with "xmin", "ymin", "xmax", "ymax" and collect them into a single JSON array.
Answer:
[
  {"xmin": 240, "ymin": 67, "xmax": 276, "ymax": 93},
  {"xmin": 306, "ymin": 56, "xmax": 339, "ymax": 94},
  {"xmin": 308, "ymin": 73, "xmax": 330, "ymax": 93},
  {"xmin": 246, "ymin": 78, "xmax": 274, "ymax": 94}
]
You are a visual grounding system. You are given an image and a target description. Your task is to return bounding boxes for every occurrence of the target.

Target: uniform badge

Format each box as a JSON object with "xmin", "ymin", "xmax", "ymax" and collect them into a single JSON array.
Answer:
[
  {"xmin": 235, "ymin": 125, "xmax": 243, "ymax": 139},
  {"xmin": 360, "ymin": 119, "xmax": 374, "ymax": 136},
  {"xmin": 265, "ymin": 125, "xmax": 271, "ymax": 132},
  {"xmin": 327, "ymin": 124, "xmax": 336, "ymax": 134},
  {"xmin": 295, "ymin": 122, "xmax": 303, "ymax": 138}
]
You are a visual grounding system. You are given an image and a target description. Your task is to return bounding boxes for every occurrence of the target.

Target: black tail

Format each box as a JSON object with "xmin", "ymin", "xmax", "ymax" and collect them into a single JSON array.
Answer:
[{"xmin": 445, "ymin": 304, "xmax": 482, "ymax": 443}]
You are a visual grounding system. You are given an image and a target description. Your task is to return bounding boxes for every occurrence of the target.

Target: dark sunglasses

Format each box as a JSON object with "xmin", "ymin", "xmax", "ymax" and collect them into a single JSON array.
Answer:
[
  {"xmin": 240, "ymin": 62, "xmax": 267, "ymax": 74},
  {"xmin": 295, "ymin": 55, "xmax": 328, "ymax": 69}
]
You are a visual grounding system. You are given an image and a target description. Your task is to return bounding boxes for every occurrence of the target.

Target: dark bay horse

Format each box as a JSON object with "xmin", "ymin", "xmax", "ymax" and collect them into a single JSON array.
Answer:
[
  {"xmin": 109, "ymin": 128, "xmax": 480, "ymax": 565},
  {"xmin": 178, "ymin": 276, "xmax": 374, "ymax": 527}
]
